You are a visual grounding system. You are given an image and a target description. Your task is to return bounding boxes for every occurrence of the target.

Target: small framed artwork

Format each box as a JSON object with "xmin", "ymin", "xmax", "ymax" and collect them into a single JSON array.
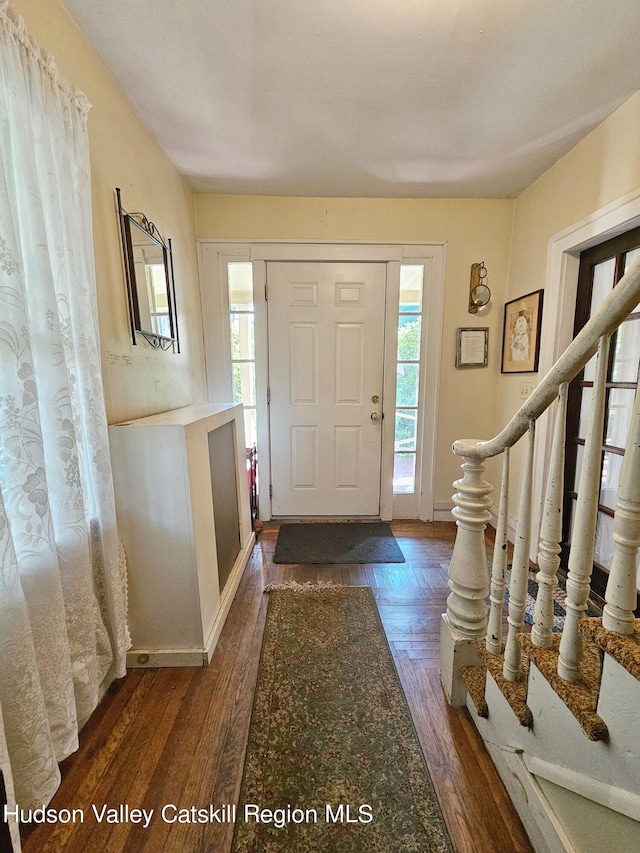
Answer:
[
  {"xmin": 501, "ymin": 289, "xmax": 544, "ymax": 373},
  {"xmin": 456, "ymin": 327, "xmax": 488, "ymax": 368}
]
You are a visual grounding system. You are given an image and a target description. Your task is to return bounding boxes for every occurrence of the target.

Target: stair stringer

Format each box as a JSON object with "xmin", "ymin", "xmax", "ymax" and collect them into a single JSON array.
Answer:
[
  {"xmin": 595, "ymin": 654, "xmax": 640, "ymax": 755},
  {"xmin": 467, "ymin": 671, "xmax": 576, "ymax": 853},
  {"xmin": 466, "ymin": 655, "xmax": 640, "ymax": 853},
  {"xmin": 524, "ymin": 660, "xmax": 640, "ymax": 795}
]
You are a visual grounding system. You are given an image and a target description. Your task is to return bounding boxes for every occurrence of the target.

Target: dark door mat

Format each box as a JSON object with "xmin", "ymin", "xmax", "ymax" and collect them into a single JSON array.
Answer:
[{"xmin": 273, "ymin": 522, "xmax": 405, "ymax": 564}]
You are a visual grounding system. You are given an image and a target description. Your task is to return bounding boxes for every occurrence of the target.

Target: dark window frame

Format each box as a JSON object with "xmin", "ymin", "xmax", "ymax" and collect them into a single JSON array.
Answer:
[{"xmin": 562, "ymin": 226, "xmax": 640, "ymax": 611}]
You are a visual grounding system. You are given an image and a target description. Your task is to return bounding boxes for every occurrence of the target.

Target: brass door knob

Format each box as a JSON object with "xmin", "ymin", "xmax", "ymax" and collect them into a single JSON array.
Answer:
[{"xmin": 370, "ymin": 411, "xmax": 381, "ymax": 423}]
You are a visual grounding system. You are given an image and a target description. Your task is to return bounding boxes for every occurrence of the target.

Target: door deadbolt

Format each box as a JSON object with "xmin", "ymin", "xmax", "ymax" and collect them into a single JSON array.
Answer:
[{"xmin": 371, "ymin": 394, "xmax": 380, "ymax": 404}]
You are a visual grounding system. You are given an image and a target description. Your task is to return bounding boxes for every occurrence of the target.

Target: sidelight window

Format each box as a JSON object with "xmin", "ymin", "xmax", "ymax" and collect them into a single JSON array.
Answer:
[
  {"xmin": 394, "ymin": 265, "xmax": 424, "ymax": 494},
  {"xmin": 228, "ymin": 262, "xmax": 257, "ymax": 447}
]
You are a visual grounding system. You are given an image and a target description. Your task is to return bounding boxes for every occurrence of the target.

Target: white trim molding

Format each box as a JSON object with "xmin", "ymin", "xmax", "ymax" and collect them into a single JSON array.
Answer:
[
  {"xmin": 198, "ymin": 241, "xmax": 446, "ymax": 521},
  {"xmin": 530, "ymin": 188, "xmax": 640, "ymax": 557}
]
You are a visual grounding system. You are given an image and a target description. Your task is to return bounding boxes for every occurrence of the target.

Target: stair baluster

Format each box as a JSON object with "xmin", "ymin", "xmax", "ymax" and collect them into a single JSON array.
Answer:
[
  {"xmin": 532, "ymin": 383, "xmax": 567, "ymax": 648},
  {"xmin": 503, "ymin": 420, "xmax": 535, "ymax": 682},
  {"xmin": 602, "ymin": 384, "xmax": 640, "ymax": 635},
  {"xmin": 445, "ymin": 443, "xmax": 493, "ymax": 638},
  {"xmin": 558, "ymin": 335, "xmax": 610, "ymax": 682},
  {"xmin": 486, "ymin": 448, "xmax": 510, "ymax": 654},
  {"xmin": 442, "ymin": 258, "xmax": 640, "ymax": 714}
]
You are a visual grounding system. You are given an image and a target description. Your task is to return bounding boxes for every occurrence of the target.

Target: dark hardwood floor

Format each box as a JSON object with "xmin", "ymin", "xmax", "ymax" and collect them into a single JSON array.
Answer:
[{"xmin": 21, "ymin": 521, "xmax": 533, "ymax": 852}]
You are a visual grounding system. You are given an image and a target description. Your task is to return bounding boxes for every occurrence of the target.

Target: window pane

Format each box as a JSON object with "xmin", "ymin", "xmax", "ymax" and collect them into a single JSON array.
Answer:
[
  {"xmin": 625, "ymin": 247, "xmax": 640, "ymax": 268},
  {"xmin": 567, "ymin": 497, "xmax": 577, "ymax": 545},
  {"xmin": 232, "ymin": 362, "xmax": 255, "ymax": 406},
  {"xmin": 572, "ymin": 444, "xmax": 585, "ymax": 493},
  {"xmin": 396, "ymin": 363, "xmax": 419, "ymax": 407},
  {"xmin": 590, "ymin": 258, "xmax": 616, "ymax": 315},
  {"xmin": 584, "ymin": 259, "xmax": 615, "ymax": 381},
  {"xmin": 243, "ymin": 407, "xmax": 257, "ymax": 448},
  {"xmin": 583, "ymin": 353, "xmax": 597, "ymax": 382},
  {"xmin": 611, "ymin": 319, "xmax": 640, "ymax": 382},
  {"xmin": 624, "ymin": 248, "xmax": 640, "ymax": 313},
  {"xmin": 397, "ymin": 315, "xmax": 421, "ymax": 360},
  {"xmin": 228, "ymin": 262, "xmax": 253, "ymax": 311},
  {"xmin": 578, "ymin": 386, "xmax": 593, "ymax": 438},
  {"xmin": 399, "ymin": 265, "xmax": 423, "ymax": 312},
  {"xmin": 393, "ymin": 453, "xmax": 416, "ymax": 494},
  {"xmin": 600, "ymin": 451, "xmax": 623, "ymax": 511},
  {"xmin": 606, "ymin": 388, "xmax": 636, "ymax": 448},
  {"xmin": 230, "ymin": 313, "xmax": 255, "ymax": 359},
  {"xmin": 395, "ymin": 409, "xmax": 417, "ymax": 452},
  {"xmin": 594, "ymin": 512, "xmax": 615, "ymax": 570}
]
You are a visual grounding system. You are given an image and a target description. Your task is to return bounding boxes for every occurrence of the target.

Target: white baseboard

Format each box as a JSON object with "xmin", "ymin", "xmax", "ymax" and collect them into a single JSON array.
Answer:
[{"xmin": 433, "ymin": 501, "xmax": 454, "ymax": 522}]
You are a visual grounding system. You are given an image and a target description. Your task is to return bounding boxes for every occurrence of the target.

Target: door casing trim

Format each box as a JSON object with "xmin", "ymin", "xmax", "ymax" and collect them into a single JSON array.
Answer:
[
  {"xmin": 531, "ymin": 189, "xmax": 640, "ymax": 557},
  {"xmin": 197, "ymin": 241, "xmax": 446, "ymax": 521}
]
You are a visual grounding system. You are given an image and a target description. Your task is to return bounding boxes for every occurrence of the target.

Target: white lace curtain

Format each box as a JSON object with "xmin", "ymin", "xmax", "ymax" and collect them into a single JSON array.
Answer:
[{"xmin": 0, "ymin": 5, "xmax": 130, "ymax": 850}]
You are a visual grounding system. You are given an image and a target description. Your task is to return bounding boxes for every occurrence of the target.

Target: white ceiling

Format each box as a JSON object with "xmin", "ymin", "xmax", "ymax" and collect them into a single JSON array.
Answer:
[{"xmin": 62, "ymin": 0, "xmax": 640, "ymax": 198}]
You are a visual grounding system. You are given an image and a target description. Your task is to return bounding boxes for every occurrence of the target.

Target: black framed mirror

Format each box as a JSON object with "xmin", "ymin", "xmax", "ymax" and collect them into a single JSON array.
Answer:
[{"xmin": 116, "ymin": 187, "xmax": 180, "ymax": 351}]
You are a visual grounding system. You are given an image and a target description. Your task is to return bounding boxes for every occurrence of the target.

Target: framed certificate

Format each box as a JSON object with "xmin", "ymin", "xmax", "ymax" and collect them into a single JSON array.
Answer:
[{"xmin": 456, "ymin": 327, "xmax": 488, "ymax": 368}]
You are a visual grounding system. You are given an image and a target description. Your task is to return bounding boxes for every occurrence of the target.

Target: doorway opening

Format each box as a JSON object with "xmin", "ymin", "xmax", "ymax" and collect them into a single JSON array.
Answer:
[
  {"xmin": 562, "ymin": 227, "xmax": 640, "ymax": 609},
  {"xmin": 199, "ymin": 242, "xmax": 445, "ymax": 522}
]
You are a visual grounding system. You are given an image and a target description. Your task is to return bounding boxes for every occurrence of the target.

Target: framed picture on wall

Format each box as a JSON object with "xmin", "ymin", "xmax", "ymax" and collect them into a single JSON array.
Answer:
[
  {"xmin": 456, "ymin": 327, "xmax": 488, "ymax": 368},
  {"xmin": 501, "ymin": 289, "xmax": 544, "ymax": 373}
]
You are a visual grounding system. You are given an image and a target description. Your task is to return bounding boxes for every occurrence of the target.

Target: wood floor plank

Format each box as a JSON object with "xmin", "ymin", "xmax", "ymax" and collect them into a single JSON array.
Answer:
[
  {"xmin": 80, "ymin": 667, "xmax": 199, "ymax": 853},
  {"xmin": 21, "ymin": 520, "xmax": 533, "ymax": 853},
  {"xmin": 395, "ymin": 659, "xmax": 533, "ymax": 853}
]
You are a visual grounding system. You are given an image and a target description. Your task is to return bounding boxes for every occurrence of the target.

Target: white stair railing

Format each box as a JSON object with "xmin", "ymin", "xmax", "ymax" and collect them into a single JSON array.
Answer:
[
  {"xmin": 558, "ymin": 335, "xmax": 610, "ymax": 682},
  {"xmin": 441, "ymin": 255, "xmax": 640, "ymax": 705},
  {"xmin": 531, "ymin": 383, "xmax": 567, "ymax": 649},
  {"xmin": 602, "ymin": 383, "xmax": 640, "ymax": 635},
  {"xmin": 503, "ymin": 421, "xmax": 535, "ymax": 682},
  {"xmin": 445, "ymin": 443, "xmax": 493, "ymax": 639},
  {"xmin": 486, "ymin": 447, "xmax": 509, "ymax": 654}
]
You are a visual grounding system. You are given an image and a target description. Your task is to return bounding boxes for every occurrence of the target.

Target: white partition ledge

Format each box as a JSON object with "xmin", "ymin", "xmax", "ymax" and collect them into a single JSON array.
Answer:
[{"xmin": 109, "ymin": 403, "xmax": 255, "ymax": 667}]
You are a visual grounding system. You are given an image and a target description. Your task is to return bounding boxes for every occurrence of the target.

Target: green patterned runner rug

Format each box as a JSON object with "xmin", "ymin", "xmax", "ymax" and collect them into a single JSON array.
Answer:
[{"xmin": 231, "ymin": 584, "xmax": 453, "ymax": 852}]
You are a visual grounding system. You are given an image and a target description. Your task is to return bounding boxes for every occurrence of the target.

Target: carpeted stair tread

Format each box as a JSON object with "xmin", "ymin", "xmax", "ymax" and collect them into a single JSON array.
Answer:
[
  {"xmin": 504, "ymin": 567, "xmax": 602, "ymax": 633},
  {"xmin": 461, "ymin": 665, "xmax": 488, "ymax": 718},
  {"xmin": 476, "ymin": 642, "xmax": 532, "ymax": 727},
  {"xmin": 579, "ymin": 617, "xmax": 640, "ymax": 682},
  {"xmin": 518, "ymin": 634, "xmax": 608, "ymax": 742}
]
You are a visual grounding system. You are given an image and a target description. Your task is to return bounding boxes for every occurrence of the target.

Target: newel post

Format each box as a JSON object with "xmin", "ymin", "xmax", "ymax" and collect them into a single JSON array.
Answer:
[{"xmin": 441, "ymin": 440, "xmax": 493, "ymax": 706}]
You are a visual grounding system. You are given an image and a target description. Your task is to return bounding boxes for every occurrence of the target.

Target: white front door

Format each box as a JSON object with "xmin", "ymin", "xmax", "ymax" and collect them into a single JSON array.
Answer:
[{"xmin": 267, "ymin": 261, "xmax": 387, "ymax": 516}]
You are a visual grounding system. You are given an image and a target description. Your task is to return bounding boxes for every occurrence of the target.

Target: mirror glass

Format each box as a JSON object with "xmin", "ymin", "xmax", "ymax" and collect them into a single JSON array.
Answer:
[
  {"xmin": 127, "ymin": 218, "xmax": 172, "ymax": 338},
  {"xmin": 471, "ymin": 283, "xmax": 491, "ymax": 307},
  {"xmin": 117, "ymin": 188, "xmax": 179, "ymax": 350}
]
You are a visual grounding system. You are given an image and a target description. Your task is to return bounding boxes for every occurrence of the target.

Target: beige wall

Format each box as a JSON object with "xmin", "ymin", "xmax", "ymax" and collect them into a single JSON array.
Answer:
[
  {"xmin": 15, "ymin": 0, "xmax": 640, "ymax": 515},
  {"xmin": 501, "ymin": 91, "xmax": 640, "ymax": 514},
  {"xmin": 11, "ymin": 0, "xmax": 208, "ymax": 423},
  {"xmin": 195, "ymin": 83, "xmax": 640, "ymax": 514},
  {"xmin": 195, "ymin": 196, "xmax": 514, "ymax": 505},
  {"xmin": 509, "ymin": 90, "xmax": 640, "ymax": 306}
]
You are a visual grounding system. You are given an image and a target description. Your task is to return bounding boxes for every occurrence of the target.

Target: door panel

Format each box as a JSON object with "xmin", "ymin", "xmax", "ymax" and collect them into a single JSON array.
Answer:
[
  {"xmin": 563, "ymin": 227, "xmax": 640, "ymax": 602},
  {"xmin": 268, "ymin": 261, "xmax": 386, "ymax": 516}
]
